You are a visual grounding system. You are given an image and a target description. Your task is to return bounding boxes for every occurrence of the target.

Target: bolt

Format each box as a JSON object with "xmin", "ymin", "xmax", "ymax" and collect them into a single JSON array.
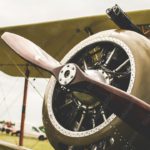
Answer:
[
  {"xmin": 61, "ymin": 86, "xmax": 66, "ymax": 90},
  {"xmin": 109, "ymin": 137, "xmax": 115, "ymax": 145},
  {"xmin": 67, "ymin": 89, "xmax": 70, "ymax": 92}
]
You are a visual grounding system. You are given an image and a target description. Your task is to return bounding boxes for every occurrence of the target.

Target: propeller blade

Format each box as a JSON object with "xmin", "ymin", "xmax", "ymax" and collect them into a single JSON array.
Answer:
[
  {"xmin": 70, "ymin": 66, "xmax": 150, "ymax": 138},
  {"xmin": 1, "ymin": 32, "xmax": 61, "ymax": 77}
]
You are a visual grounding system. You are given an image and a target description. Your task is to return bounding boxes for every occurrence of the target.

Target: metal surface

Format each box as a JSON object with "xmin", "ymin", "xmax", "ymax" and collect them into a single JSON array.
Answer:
[
  {"xmin": 43, "ymin": 30, "xmax": 150, "ymax": 149},
  {"xmin": 106, "ymin": 4, "xmax": 143, "ymax": 35},
  {"xmin": 45, "ymin": 35, "xmax": 135, "ymax": 140},
  {"xmin": 58, "ymin": 63, "xmax": 76, "ymax": 85}
]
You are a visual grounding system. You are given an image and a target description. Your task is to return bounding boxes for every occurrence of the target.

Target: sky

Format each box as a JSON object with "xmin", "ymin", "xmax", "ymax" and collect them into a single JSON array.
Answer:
[
  {"xmin": 0, "ymin": 0, "xmax": 150, "ymax": 27},
  {"xmin": 0, "ymin": 0, "xmax": 149, "ymax": 127}
]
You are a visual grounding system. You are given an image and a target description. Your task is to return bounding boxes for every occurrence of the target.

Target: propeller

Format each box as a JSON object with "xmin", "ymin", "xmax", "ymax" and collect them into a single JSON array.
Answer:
[
  {"xmin": 1, "ymin": 32, "xmax": 61, "ymax": 78},
  {"xmin": 1, "ymin": 32, "xmax": 150, "ymax": 138}
]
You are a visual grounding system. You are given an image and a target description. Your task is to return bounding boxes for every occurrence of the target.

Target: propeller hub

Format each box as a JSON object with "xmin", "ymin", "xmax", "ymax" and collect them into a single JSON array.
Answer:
[{"xmin": 58, "ymin": 63, "xmax": 76, "ymax": 85}]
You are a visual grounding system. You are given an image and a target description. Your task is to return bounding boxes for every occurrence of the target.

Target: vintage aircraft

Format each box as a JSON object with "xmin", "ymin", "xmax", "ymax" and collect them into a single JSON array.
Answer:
[{"xmin": 0, "ymin": 4, "xmax": 150, "ymax": 150}]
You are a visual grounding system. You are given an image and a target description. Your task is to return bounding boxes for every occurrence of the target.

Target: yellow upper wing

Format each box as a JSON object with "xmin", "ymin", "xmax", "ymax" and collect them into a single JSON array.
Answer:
[{"xmin": 0, "ymin": 10, "xmax": 149, "ymax": 77}]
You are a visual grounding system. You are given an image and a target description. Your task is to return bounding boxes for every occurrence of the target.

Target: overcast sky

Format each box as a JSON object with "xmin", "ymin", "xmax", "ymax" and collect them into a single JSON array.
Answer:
[
  {"xmin": 0, "ymin": 0, "xmax": 149, "ymax": 127},
  {"xmin": 0, "ymin": 0, "xmax": 150, "ymax": 27}
]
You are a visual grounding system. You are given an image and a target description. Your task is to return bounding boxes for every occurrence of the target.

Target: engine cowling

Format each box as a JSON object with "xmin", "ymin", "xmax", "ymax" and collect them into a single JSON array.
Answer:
[{"xmin": 43, "ymin": 30, "xmax": 150, "ymax": 150}]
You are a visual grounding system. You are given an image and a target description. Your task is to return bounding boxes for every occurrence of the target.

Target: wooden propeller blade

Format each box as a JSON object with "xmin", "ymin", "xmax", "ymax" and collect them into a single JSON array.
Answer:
[
  {"xmin": 1, "ymin": 32, "xmax": 61, "ymax": 77},
  {"xmin": 70, "ymin": 66, "xmax": 150, "ymax": 138}
]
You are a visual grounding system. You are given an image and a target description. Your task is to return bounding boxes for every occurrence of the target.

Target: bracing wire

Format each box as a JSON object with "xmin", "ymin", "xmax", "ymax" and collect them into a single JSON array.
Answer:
[{"xmin": 2, "ymin": 50, "xmax": 45, "ymax": 100}]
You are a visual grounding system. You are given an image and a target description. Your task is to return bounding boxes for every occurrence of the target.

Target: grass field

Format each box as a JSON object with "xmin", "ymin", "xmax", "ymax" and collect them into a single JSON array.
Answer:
[{"xmin": 0, "ymin": 133, "xmax": 54, "ymax": 150}]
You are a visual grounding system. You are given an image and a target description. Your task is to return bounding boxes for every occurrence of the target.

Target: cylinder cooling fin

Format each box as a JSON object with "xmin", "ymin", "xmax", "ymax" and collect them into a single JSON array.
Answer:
[{"xmin": 43, "ymin": 30, "xmax": 150, "ymax": 150}]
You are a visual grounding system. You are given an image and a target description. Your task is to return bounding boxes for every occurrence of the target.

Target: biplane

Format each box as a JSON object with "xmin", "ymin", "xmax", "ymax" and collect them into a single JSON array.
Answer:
[{"xmin": 0, "ymin": 4, "xmax": 150, "ymax": 150}]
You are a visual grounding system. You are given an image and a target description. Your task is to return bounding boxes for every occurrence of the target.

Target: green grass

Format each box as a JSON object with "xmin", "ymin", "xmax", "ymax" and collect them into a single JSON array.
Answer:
[{"xmin": 0, "ymin": 133, "xmax": 54, "ymax": 150}]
